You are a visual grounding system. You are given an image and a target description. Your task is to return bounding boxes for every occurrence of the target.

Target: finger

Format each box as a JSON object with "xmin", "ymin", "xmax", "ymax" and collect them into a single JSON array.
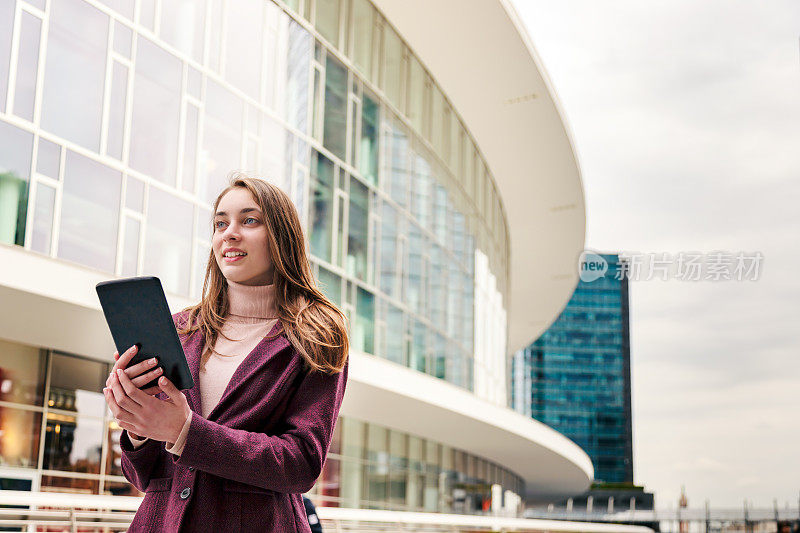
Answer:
[
  {"xmin": 109, "ymin": 371, "xmax": 141, "ymax": 410},
  {"xmin": 125, "ymin": 356, "xmax": 159, "ymax": 378},
  {"xmin": 113, "ymin": 350, "xmax": 119, "ymax": 361},
  {"xmin": 116, "ymin": 344, "xmax": 139, "ymax": 370},
  {"xmin": 116, "ymin": 368, "xmax": 150, "ymax": 405},
  {"xmin": 104, "ymin": 387, "xmax": 133, "ymax": 421},
  {"xmin": 130, "ymin": 366, "xmax": 163, "ymax": 388},
  {"xmin": 157, "ymin": 376, "xmax": 184, "ymax": 403},
  {"xmin": 141, "ymin": 385, "xmax": 162, "ymax": 396}
]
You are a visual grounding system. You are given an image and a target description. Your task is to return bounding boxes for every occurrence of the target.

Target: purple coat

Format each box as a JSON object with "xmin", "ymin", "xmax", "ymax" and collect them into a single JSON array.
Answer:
[{"xmin": 120, "ymin": 310, "xmax": 348, "ymax": 532}]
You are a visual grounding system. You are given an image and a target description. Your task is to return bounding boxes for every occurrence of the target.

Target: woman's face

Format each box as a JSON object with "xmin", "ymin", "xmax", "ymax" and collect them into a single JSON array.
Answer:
[{"xmin": 212, "ymin": 188, "xmax": 274, "ymax": 286}]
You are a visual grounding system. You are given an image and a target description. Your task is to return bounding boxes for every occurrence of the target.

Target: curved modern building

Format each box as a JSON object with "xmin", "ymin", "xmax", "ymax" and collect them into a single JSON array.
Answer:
[{"xmin": 0, "ymin": 0, "xmax": 588, "ymax": 513}]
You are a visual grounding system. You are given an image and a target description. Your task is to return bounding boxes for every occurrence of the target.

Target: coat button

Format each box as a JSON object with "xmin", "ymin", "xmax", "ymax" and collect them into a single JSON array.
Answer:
[
  {"xmin": 180, "ymin": 488, "xmax": 191, "ymax": 499},
  {"xmin": 188, "ymin": 466, "xmax": 194, "ymax": 472}
]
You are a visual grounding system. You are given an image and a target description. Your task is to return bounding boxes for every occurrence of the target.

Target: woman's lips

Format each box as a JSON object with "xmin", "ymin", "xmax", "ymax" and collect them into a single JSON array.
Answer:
[{"xmin": 223, "ymin": 254, "xmax": 246, "ymax": 263}]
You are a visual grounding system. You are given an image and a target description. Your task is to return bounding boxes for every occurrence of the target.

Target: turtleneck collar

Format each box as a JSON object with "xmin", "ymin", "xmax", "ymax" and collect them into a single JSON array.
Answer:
[{"xmin": 226, "ymin": 279, "xmax": 278, "ymax": 319}]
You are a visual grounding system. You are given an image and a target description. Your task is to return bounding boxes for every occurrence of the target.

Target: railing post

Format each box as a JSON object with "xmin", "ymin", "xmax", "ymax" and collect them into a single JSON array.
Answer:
[{"xmin": 69, "ymin": 507, "xmax": 77, "ymax": 533}]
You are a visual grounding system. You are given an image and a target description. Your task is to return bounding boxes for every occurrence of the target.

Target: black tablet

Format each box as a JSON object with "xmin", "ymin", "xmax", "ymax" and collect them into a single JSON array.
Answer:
[{"xmin": 96, "ymin": 276, "xmax": 194, "ymax": 391}]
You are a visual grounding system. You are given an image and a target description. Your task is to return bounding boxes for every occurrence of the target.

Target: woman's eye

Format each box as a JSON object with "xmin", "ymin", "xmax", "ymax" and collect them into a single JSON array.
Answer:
[
  {"xmin": 214, "ymin": 221, "xmax": 226, "ymax": 230},
  {"xmin": 245, "ymin": 217, "xmax": 258, "ymax": 224}
]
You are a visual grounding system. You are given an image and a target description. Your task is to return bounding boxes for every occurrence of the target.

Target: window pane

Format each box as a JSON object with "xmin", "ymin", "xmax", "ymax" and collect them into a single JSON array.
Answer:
[
  {"xmin": 36, "ymin": 137, "xmax": 60, "ymax": 179},
  {"xmin": 318, "ymin": 456, "xmax": 340, "ymax": 506},
  {"xmin": 225, "ymin": 0, "xmax": 263, "ymax": 99},
  {"xmin": 57, "ymin": 151, "xmax": 121, "ymax": 272},
  {"xmin": 359, "ymin": 91, "xmax": 378, "ymax": 186},
  {"xmin": 284, "ymin": 20, "xmax": 312, "ymax": 134},
  {"xmin": 354, "ymin": 286, "xmax": 374, "ymax": 354},
  {"xmin": 384, "ymin": 302, "xmax": 403, "ymax": 365},
  {"xmin": 382, "ymin": 25, "xmax": 403, "ymax": 109},
  {"xmin": 31, "ymin": 182, "xmax": 55, "ymax": 254},
  {"xmin": 41, "ymin": 475, "xmax": 99, "ymax": 494},
  {"xmin": 0, "ymin": 339, "xmax": 46, "ymax": 406},
  {"xmin": 309, "ymin": 151, "xmax": 334, "ymax": 262},
  {"xmin": 347, "ymin": 177, "xmax": 368, "ymax": 281},
  {"xmin": 199, "ymin": 79, "xmax": 242, "ymax": 204},
  {"xmin": 129, "ymin": 37, "xmax": 181, "ymax": 185},
  {"xmin": 182, "ymin": 103, "xmax": 199, "ymax": 193},
  {"xmin": 0, "ymin": 408, "xmax": 41, "ymax": 469},
  {"xmin": 318, "ymin": 265, "xmax": 341, "ymax": 305},
  {"xmin": 125, "ymin": 176, "xmax": 144, "ymax": 212},
  {"xmin": 340, "ymin": 457, "xmax": 362, "ymax": 508},
  {"xmin": 139, "ymin": 0, "xmax": 156, "ymax": 31},
  {"xmin": 411, "ymin": 320, "xmax": 426, "ymax": 372},
  {"xmin": 98, "ymin": 0, "xmax": 134, "ymax": 19},
  {"xmin": 13, "ymin": 12, "xmax": 42, "ymax": 121},
  {"xmin": 0, "ymin": 1, "xmax": 15, "ymax": 113},
  {"xmin": 379, "ymin": 201, "xmax": 397, "ymax": 298},
  {"xmin": 106, "ymin": 61, "xmax": 128, "ymax": 160},
  {"xmin": 407, "ymin": 55, "xmax": 425, "ymax": 135},
  {"xmin": 160, "ymin": 0, "xmax": 205, "ymax": 62},
  {"xmin": 406, "ymin": 223, "xmax": 422, "ymax": 313},
  {"xmin": 323, "ymin": 55, "xmax": 347, "ymax": 161},
  {"xmin": 193, "ymin": 241, "xmax": 210, "ymax": 299},
  {"xmin": 41, "ymin": 0, "xmax": 108, "ymax": 151},
  {"xmin": 388, "ymin": 121, "xmax": 408, "ymax": 208},
  {"xmin": 351, "ymin": 0, "xmax": 373, "ymax": 76},
  {"xmin": 121, "ymin": 216, "xmax": 140, "ymax": 276},
  {"xmin": 143, "ymin": 187, "xmax": 193, "ymax": 295},
  {"xmin": 315, "ymin": 0, "xmax": 340, "ymax": 48},
  {"xmin": 112, "ymin": 21, "xmax": 132, "ymax": 58},
  {"xmin": 0, "ymin": 120, "xmax": 33, "ymax": 247}
]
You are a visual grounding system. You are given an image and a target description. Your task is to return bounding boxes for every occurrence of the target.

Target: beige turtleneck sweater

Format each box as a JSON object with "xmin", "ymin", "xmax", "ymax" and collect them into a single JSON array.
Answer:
[{"xmin": 129, "ymin": 280, "xmax": 278, "ymax": 454}]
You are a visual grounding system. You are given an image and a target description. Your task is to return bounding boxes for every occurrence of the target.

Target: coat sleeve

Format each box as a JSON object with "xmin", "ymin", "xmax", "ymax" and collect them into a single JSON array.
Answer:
[
  {"xmin": 173, "ymin": 357, "xmax": 348, "ymax": 494},
  {"xmin": 119, "ymin": 429, "xmax": 169, "ymax": 492}
]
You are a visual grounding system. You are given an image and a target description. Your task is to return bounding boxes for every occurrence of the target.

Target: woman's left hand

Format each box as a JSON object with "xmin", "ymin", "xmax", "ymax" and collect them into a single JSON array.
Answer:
[{"xmin": 104, "ymin": 369, "xmax": 191, "ymax": 444}]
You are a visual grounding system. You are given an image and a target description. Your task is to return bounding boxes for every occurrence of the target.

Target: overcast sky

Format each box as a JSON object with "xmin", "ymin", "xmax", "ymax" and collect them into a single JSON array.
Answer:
[{"xmin": 510, "ymin": 0, "xmax": 800, "ymax": 509}]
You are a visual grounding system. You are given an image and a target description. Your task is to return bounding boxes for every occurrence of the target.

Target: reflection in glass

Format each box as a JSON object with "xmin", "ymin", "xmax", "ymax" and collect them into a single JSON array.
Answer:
[
  {"xmin": 284, "ymin": 20, "xmax": 312, "ymax": 135},
  {"xmin": 129, "ymin": 37, "xmax": 181, "ymax": 186},
  {"xmin": 317, "ymin": 266, "xmax": 341, "ymax": 305},
  {"xmin": 323, "ymin": 56, "xmax": 347, "ymax": 161},
  {"xmin": 318, "ymin": 456, "xmax": 340, "ymax": 506},
  {"xmin": 0, "ymin": 408, "xmax": 41, "ymax": 469},
  {"xmin": 309, "ymin": 152, "xmax": 334, "ymax": 262},
  {"xmin": 57, "ymin": 151, "xmax": 121, "ymax": 272},
  {"xmin": 160, "ymin": 0, "xmax": 206, "ymax": 62},
  {"xmin": 379, "ymin": 201, "xmax": 398, "ymax": 298},
  {"xmin": 13, "ymin": 12, "xmax": 42, "ymax": 121},
  {"xmin": 315, "ymin": 0, "xmax": 340, "ymax": 48},
  {"xmin": 31, "ymin": 182, "xmax": 56, "ymax": 254},
  {"xmin": 388, "ymin": 121, "xmax": 408, "ymax": 207},
  {"xmin": 224, "ymin": 0, "xmax": 263, "ymax": 99},
  {"xmin": 353, "ymin": 286, "xmax": 374, "ymax": 354},
  {"xmin": 199, "ymin": 79, "xmax": 242, "ymax": 204},
  {"xmin": 41, "ymin": 474, "xmax": 99, "ymax": 494},
  {"xmin": 107, "ymin": 62, "xmax": 128, "ymax": 160},
  {"xmin": 121, "ymin": 217, "xmax": 140, "ymax": 277},
  {"xmin": 351, "ymin": 0, "xmax": 373, "ymax": 77},
  {"xmin": 0, "ymin": 339, "xmax": 46, "ymax": 406},
  {"xmin": 0, "ymin": 1, "xmax": 14, "ymax": 113},
  {"xmin": 359, "ymin": 92, "xmax": 379, "ymax": 186},
  {"xmin": 41, "ymin": 0, "xmax": 108, "ymax": 151},
  {"xmin": 347, "ymin": 177, "xmax": 368, "ymax": 280},
  {"xmin": 143, "ymin": 187, "xmax": 193, "ymax": 295},
  {"xmin": 36, "ymin": 137, "xmax": 60, "ymax": 179},
  {"xmin": 0, "ymin": 121, "xmax": 32, "ymax": 247},
  {"xmin": 382, "ymin": 25, "xmax": 403, "ymax": 109}
]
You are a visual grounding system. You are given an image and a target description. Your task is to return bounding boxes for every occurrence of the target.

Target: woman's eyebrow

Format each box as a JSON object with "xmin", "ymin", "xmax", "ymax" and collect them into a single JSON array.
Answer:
[{"xmin": 215, "ymin": 207, "xmax": 262, "ymax": 216}]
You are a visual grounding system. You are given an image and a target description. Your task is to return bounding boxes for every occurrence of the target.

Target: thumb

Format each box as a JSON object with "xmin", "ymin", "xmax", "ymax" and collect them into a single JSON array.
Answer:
[{"xmin": 157, "ymin": 376, "xmax": 182, "ymax": 401}]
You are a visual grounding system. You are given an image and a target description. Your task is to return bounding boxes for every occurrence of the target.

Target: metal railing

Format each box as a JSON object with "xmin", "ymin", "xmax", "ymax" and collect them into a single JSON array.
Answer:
[{"xmin": 0, "ymin": 490, "xmax": 654, "ymax": 532}]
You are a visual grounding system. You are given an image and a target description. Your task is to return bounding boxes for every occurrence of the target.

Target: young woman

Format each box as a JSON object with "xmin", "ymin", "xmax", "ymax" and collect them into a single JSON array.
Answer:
[{"xmin": 103, "ymin": 173, "xmax": 349, "ymax": 532}]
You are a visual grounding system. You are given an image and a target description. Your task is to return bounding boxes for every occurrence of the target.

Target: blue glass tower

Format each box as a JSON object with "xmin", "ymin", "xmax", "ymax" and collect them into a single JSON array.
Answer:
[{"xmin": 513, "ymin": 253, "xmax": 633, "ymax": 484}]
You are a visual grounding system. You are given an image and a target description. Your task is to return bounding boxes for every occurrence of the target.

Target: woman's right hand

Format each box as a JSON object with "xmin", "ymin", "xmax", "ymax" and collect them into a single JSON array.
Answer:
[{"xmin": 105, "ymin": 345, "xmax": 164, "ymax": 440}]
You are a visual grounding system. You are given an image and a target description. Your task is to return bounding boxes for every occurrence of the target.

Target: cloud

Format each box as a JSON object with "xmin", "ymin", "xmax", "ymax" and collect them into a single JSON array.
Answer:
[{"xmin": 513, "ymin": 0, "xmax": 800, "ymax": 508}]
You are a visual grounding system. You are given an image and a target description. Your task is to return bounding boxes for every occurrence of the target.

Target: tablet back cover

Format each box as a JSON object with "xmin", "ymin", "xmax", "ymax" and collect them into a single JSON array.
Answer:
[{"xmin": 96, "ymin": 276, "xmax": 194, "ymax": 391}]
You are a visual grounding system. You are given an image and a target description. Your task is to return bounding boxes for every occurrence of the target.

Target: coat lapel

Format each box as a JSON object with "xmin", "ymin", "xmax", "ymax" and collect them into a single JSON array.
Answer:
[{"xmin": 180, "ymin": 319, "xmax": 290, "ymax": 421}]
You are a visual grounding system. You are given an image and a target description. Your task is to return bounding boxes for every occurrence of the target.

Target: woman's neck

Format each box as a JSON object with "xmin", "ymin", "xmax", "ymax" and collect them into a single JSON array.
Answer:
[{"xmin": 226, "ymin": 279, "xmax": 277, "ymax": 318}]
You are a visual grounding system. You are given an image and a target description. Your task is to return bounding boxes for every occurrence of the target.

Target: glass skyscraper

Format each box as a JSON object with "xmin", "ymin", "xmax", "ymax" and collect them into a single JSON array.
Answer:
[{"xmin": 513, "ymin": 253, "xmax": 633, "ymax": 484}]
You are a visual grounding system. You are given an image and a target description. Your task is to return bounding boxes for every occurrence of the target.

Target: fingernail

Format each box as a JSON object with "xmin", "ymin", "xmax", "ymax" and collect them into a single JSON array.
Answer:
[
  {"xmin": 117, "ymin": 369, "xmax": 123, "ymax": 376},
  {"xmin": 154, "ymin": 367, "xmax": 162, "ymax": 374},
  {"xmin": 149, "ymin": 358, "xmax": 157, "ymax": 365},
  {"xmin": 159, "ymin": 377, "xmax": 166, "ymax": 384}
]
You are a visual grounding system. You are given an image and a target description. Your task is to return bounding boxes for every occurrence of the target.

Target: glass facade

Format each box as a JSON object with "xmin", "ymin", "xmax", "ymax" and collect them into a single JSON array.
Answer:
[
  {"xmin": 512, "ymin": 255, "xmax": 633, "ymax": 484},
  {"xmin": 0, "ymin": 0, "xmax": 509, "ymax": 395},
  {"xmin": 0, "ymin": 336, "xmax": 522, "ymax": 511},
  {"xmin": 0, "ymin": 0, "xmax": 520, "ymax": 511}
]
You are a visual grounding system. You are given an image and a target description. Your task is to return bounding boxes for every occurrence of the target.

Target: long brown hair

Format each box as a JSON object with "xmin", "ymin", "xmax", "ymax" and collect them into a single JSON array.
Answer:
[{"xmin": 176, "ymin": 172, "xmax": 349, "ymax": 374}]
